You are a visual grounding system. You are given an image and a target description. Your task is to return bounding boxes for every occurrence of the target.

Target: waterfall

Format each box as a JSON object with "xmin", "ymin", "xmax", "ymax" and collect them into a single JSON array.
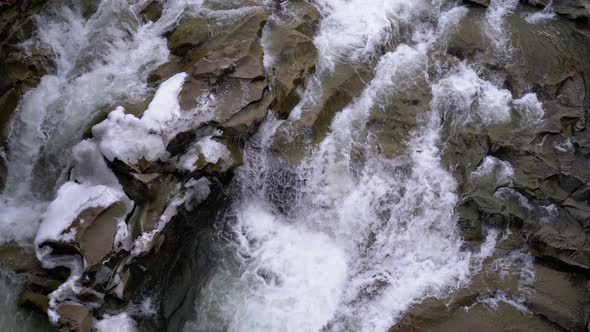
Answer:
[
  {"xmin": 1, "ymin": 0, "xmax": 562, "ymax": 330},
  {"xmin": 185, "ymin": 2, "xmax": 476, "ymax": 332}
]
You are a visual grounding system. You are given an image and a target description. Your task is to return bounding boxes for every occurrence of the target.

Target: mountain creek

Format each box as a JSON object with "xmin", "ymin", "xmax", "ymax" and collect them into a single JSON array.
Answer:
[{"xmin": 1, "ymin": 0, "xmax": 590, "ymax": 331}]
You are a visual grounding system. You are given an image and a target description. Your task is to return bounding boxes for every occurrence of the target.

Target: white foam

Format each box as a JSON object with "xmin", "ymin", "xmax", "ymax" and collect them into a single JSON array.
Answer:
[
  {"xmin": 554, "ymin": 138, "xmax": 574, "ymax": 153},
  {"xmin": 525, "ymin": 1, "xmax": 557, "ymax": 24},
  {"xmin": 471, "ymin": 156, "xmax": 514, "ymax": 185},
  {"xmin": 433, "ymin": 62, "xmax": 514, "ymax": 127},
  {"xmin": 286, "ymin": 0, "xmax": 429, "ymax": 121},
  {"xmin": 313, "ymin": 0, "xmax": 427, "ymax": 72},
  {"xmin": 513, "ymin": 93, "xmax": 544, "ymax": 124},
  {"xmin": 188, "ymin": 202, "xmax": 348, "ymax": 332},
  {"xmin": 483, "ymin": 0, "xmax": 519, "ymax": 57},
  {"xmin": 190, "ymin": 17, "xmax": 474, "ymax": 330}
]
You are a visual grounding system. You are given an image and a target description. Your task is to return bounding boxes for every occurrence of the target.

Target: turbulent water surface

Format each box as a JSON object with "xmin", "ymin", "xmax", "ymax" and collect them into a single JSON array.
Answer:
[{"xmin": 0, "ymin": 0, "xmax": 580, "ymax": 331}]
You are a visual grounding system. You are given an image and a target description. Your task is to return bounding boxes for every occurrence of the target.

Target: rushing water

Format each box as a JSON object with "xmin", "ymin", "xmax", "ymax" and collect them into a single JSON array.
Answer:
[
  {"xmin": 0, "ymin": 0, "xmax": 199, "ymax": 328},
  {"xmin": 1, "ymin": 0, "xmax": 545, "ymax": 330},
  {"xmin": 186, "ymin": 2, "xmax": 476, "ymax": 332}
]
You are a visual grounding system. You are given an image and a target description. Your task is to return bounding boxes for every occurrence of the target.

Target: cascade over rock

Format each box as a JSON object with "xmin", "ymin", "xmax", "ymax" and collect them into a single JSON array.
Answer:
[{"xmin": 0, "ymin": 0, "xmax": 589, "ymax": 331}]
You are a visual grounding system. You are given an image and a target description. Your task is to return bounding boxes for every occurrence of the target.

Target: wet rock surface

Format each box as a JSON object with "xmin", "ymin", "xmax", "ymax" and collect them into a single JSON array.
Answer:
[
  {"xmin": 402, "ymin": 3, "xmax": 590, "ymax": 332},
  {"xmin": 2, "ymin": 0, "xmax": 323, "ymax": 330}
]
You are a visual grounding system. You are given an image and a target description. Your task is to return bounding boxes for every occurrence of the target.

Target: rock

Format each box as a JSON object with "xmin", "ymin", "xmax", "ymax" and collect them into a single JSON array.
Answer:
[
  {"xmin": 0, "ymin": 87, "xmax": 20, "ymax": 146},
  {"xmin": 0, "ymin": 154, "xmax": 6, "ymax": 192},
  {"xmin": 222, "ymin": 90, "xmax": 273, "ymax": 135},
  {"xmin": 80, "ymin": 0, "xmax": 98, "ymax": 19},
  {"xmin": 456, "ymin": 200, "xmax": 485, "ymax": 241},
  {"xmin": 267, "ymin": 1, "xmax": 319, "ymax": 117},
  {"xmin": 0, "ymin": 243, "xmax": 39, "ymax": 272},
  {"xmin": 18, "ymin": 290, "xmax": 49, "ymax": 313},
  {"xmin": 148, "ymin": 7, "xmax": 272, "ymax": 140},
  {"xmin": 55, "ymin": 304, "xmax": 93, "ymax": 332},
  {"xmin": 526, "ymin": 0, "xmax": 590, "ymax": 19},
  {"xmin": 0, "ymin": 0, "xmax": 53, "ymax": 154},
  {"xmin": 529, "ymin": 208, "xmax": 589, "ymax": 269},
  {"xmin": 139, "ymin": 0, "xmax": 162, "ymax": 23},
  {"xmin": 393, "ymin": 253, "xmax": 590, "ymax": 332},
  {"xmin": 422, "ymin": 301, "xmax": 558, "ymax": 332},
  {"xmin": 75, "ymin": 201, "xmax": 128, "ymax": 268},
  {"xmin": 271, "ymin": 64, "xmax": 368, "ymax": 162},
  {"xmin": 466, "ymin": 0, "xmax": 590, "ymax": 19},
  {"xmin": 128, "ymin": 174, "xmax": 179, "ymax": 240},
  {"xmin": 183, "ymin": 9, "xmax": 268, "ymax": 80},
  {"xmin": 29, "ymin": 274, "xmax": 62, "ymax": 292},
  {"xmin": 465, "ymin": 0, "xmax": 491, "ymax": 6},
  {"xmin": 167, "ymin": 16, "xmax": 208, "ymax": 56},
  {"xmin": 526, "ymin": 262, "xmax": 590, "ymax": 332},
  {"xmin": 391, "ymin": 250, "xmax": 544, "ymax": 331}
]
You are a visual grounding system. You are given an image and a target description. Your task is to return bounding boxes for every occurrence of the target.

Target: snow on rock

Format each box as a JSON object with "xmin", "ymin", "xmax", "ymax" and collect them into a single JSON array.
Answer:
[
  {"xmin": 34, "ymin": 182, "xmax": 127, "ymax": 248},
  {"xmin": 141, "ymin": 72, "xmax": 188, "ymax": 131},
  {"xmin": 178, "ymin": 134, "xmax": 233, "ymax": 172},
  {"xmin": 94, "ymin": 313, "xmax": 138, "ymax": 332},
  {"xmin": 71, "ymin": 139, "xmax": 121, "ymax": 188},
  {"xmin": 92, "ymin": 72, "xmax": 188, "ymax": 165},
  {"xmin": 92, "ymin": 107, "xmax": 165, "ymax": 164},
  {"xmin": 131, "ymin": 178, "xmax": 211, "ymax": 256}
]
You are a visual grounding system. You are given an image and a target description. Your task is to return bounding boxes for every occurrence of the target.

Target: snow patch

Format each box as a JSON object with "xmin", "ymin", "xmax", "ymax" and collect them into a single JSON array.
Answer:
[
  {"xmin": 178, "ymin": 134, "xmax": 232, "ymax": 172},
  {"xmin": 94, "ymin": 313, "xmax": 138, "ymax": 332},
  {"xmin": 34, "ymin": 182, "xmax": 126, "ymax": 248},
  {"xmin": 92, "ymin": 73, "xmax": 188, "ymax": 164}
]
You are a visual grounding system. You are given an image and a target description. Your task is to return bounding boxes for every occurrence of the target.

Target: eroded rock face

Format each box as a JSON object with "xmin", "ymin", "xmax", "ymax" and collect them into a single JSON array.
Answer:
[{"xmin": 401, "ymin": 3, "xmax": 590, "ymax": 332}]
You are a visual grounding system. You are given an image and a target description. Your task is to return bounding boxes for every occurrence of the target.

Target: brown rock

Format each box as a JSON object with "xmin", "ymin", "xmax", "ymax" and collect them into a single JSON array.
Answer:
[
  {"xmin": 56, "ymin": 304, "xmax": 93, "ymax": 332},
  {"xmin": 527, "ymin": 263, "xmax": 590, "ymax": 332},
  {"xmin": 0, "ymin": 243, "xmax": 39, "ymax": 272}
]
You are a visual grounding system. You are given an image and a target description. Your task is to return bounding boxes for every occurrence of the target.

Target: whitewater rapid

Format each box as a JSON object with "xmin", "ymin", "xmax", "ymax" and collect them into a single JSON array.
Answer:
[
  {"xmin": 186, "ymin": 2, "xmax": 476, "ymax": 332},
  {"xmin": 0, "ymin": 0, "xmax": 200, "ymax": 330}
]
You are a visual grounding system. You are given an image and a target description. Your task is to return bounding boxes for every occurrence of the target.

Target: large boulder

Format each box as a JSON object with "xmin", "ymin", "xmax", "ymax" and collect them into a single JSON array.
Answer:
[
  {"xmin": 55, "ymin": 304, "xmax": 93, "ymax": 332},
  {"xmin": 527, "ymin": 263, "xmax": 590, "ymax": 332}
]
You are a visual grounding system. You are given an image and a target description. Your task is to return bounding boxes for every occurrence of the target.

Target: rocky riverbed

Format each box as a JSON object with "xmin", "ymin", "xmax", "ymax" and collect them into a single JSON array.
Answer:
[{"xmin": 0, "ymin": 0, "xmax": 589, "ymax": 331}]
